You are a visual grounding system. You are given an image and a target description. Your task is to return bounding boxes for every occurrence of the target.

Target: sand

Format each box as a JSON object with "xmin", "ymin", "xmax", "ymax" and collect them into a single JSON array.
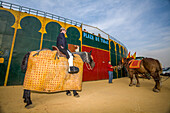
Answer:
[{"xmin": 0, "ymin": 77, "xmax": 170, "ymax": 113}]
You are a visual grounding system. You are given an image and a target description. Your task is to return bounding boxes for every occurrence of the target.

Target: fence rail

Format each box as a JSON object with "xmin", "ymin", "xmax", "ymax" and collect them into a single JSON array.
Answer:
[{"xmin": 0, "ymin": 0, "xmax": 82, "ymax": 27}]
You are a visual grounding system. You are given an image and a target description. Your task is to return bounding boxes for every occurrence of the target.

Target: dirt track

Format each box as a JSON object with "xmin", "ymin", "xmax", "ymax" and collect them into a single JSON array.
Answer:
[{"xmin": 0, "ymin": 77, "xmax": 170, "ymax": 113}]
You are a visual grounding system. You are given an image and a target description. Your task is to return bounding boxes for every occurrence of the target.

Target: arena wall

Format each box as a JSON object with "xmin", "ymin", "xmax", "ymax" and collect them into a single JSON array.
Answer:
[{"xmin": 0, "ymin": 2, "xmax": 128, "ymax": 86}]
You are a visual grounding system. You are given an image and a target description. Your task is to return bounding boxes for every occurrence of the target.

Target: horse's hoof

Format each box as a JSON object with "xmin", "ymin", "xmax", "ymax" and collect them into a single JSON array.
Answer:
[
  {"xmin": 66, "ymin": 93, "xmax": 72, "ymax": 96},
  {"xmin": 25, "ymin": 103, "xmax": 34, "ymax": 109},
  {"xmin": 153, "ymin": 88, "xmax": 160, "ymax": 93},
  {"xmin": 74, "ymin": 94, "xmax": 80, "ymax": 98},
  {"xmin": 136, "ymin": 84, "xmax": 140, "ymax": 87},
  {"xmin": 129, "ymin": 84, "xmax": 133, "ymax": 87},
  {"xmin": 24, "ymin": 98, "xmax": 26, "ymax": 103}
]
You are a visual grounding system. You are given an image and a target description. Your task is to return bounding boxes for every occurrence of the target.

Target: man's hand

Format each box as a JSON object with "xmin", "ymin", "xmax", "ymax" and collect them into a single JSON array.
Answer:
[
  {"xmin": 111, "ymin": 66, "xmax": 116, "ymax": 69},
  {"xmin": 61, "ymin": 46, "xmax": 64, "ymax": 49}
]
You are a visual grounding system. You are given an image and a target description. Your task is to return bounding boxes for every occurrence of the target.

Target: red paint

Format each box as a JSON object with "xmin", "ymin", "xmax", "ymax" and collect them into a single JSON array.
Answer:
[{"xmin": 82, "ymin": 46, "xmax": 110, "ymax": 81}]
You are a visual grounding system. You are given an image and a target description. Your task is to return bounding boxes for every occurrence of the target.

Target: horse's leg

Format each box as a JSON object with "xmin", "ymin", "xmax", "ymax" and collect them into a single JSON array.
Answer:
[
  {"xmin": 135, "ymin": 74, "xmax": 140, "ymax": 87},
  {"xmin": 25, "ymin": 90, "xmax": 33, "ymax": 108},
  {"xmin": 23, "ymin": 89, "xmax": 27, "ymax": 103},
  {"xmin": 129, "ymin": 72, "xmax": 133, "ymax": 86},
  {"xmin": 151, "ymin": 72, "xmax": 160, "ymax": 93},
  {"xmin": 66, "ymin": 90, "xmax": 72, "ymax": 96},
  {"xmin": 73, "ymin": 90, "xmax": 80, "ymax": 98}
]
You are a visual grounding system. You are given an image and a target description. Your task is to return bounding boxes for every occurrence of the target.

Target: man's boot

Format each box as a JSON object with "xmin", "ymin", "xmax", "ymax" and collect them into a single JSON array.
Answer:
[{"xmin": 68, "ymin": 66, "xmax": 79, "ymax": 74}]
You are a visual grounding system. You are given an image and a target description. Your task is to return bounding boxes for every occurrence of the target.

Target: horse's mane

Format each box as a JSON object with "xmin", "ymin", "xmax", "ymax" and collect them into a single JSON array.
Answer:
[{"xmin": 73, "ymin": 52, "xmax": 89, "ymax": 63}]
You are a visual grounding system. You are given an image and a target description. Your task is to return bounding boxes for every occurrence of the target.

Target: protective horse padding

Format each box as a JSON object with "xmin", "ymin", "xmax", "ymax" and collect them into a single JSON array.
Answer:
[
  {"xmin": 129, "ymin": 60, "xmax": 142, "ymax": 69},
  {"xmin": 23, "ymin": 50, "xmax": 83, "ymax": 92}
]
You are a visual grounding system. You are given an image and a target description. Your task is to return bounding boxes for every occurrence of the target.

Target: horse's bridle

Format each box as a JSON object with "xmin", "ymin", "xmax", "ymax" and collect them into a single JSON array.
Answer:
[{"xmin": 84, "ymin": 52, "xmax": 94, "ymax": 70}]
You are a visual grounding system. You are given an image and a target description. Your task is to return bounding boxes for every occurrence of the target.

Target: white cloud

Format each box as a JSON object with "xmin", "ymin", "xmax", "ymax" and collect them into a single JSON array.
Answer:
[{"xmin": 4, "ymin": 0, "xmax": 170, "ymax": 67}]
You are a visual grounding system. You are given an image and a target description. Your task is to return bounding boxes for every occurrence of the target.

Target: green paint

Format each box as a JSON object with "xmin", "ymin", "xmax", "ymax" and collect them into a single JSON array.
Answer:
[
  {"xmin": 66, "ymin": 27, "xmax": 81, "ymax": 50},
  {"xmin": 43, "ymin": 22, "xmax": 61, "ymax": 49},
  {"xmin": 8, "ymin": 16, "xmax": 41, "ymax": 85},
  {"xmin": 0, "ymin": 10, "xmax": 15, "ymax": 86}
]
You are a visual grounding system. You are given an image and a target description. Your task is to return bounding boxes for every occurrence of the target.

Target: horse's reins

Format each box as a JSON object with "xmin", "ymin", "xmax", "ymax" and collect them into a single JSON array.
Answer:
[
  {"xmin": 160, "ymin": 76, "xmax": 170, "ymax": 83},
  {"xmin": 84, "ymin": 52, "xmax": 94, "ymax": 70},
  {"xmin": 85, "ymin": 62, "xmax": 93, "ymax": 70}
]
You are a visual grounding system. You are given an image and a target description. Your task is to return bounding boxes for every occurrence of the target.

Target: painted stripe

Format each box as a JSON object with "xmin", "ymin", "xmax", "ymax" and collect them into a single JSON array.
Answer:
[
  {"xmin": 40, "ymin": 33, "xmax": 44, "ymax": 50},
  {"xmin": 82, "ymin": 44, "xmax": 109, "ymax": 52}
]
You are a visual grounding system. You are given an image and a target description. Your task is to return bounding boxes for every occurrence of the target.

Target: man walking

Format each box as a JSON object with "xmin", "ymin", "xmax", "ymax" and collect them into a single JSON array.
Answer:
[{"xmin": 108, "ymin": 61, "xmax": 115, "ymax": 83}]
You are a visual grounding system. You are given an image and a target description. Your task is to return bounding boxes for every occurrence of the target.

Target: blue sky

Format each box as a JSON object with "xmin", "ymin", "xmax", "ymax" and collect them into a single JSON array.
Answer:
[{"xmin": 5, "ymin": 0, "xmax": 170, "ymax": 67}]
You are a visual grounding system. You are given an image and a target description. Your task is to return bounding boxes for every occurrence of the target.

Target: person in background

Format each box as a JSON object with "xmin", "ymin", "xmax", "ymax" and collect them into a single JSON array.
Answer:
[
  {"xmin": 108, "ymin": 61, "xmax": 115, "ymax": 83},
  {"xmin": 83, "ymin": 29, "xmax": 87, "ymax": 32}
]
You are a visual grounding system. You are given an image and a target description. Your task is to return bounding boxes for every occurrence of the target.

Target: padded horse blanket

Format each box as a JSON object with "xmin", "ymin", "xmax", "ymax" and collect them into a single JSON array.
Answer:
[
  {"xmin": 129, "ymin": 60, "xmax": 142, "ymax": 69},
  {"xmin": 23, "ymin": 50, "xmax": 83, "ymax": 92}
]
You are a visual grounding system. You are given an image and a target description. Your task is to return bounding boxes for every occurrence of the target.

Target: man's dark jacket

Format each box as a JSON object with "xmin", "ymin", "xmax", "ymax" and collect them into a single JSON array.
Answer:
[
  {"xmin": 56, "ymin": 33, "xmax": 69, "ymax": 59},
  {"xmin": 56, "ymin": 33, "xmax": 67, "ymax": 49}
]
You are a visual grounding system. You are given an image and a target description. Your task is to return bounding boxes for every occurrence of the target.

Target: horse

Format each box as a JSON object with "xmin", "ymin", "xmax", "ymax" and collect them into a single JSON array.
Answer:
[
  {"xmin": 119, "ymin": 57, "xmax": 162, "ymax": 93},
  {"xmin": 21, "ymin": 48, "xmax": 95, "ymax": 108}
]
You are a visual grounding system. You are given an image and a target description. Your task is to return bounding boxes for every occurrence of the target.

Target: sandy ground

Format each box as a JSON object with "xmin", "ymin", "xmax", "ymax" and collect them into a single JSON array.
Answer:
[{"xmin": 0, "ymin": 77, "xmax": 170, "ymax": 113}]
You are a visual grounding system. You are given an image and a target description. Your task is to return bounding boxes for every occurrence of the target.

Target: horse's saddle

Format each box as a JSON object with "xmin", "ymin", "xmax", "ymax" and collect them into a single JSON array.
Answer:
[{"xmin": 52, "ymin": 46, "xmax": 66, "ymax": 58}]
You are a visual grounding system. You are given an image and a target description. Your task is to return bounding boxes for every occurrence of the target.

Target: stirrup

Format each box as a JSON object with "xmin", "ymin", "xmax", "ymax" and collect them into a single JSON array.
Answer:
[{"xmin": 68, "ymin": 66, "xmax": 79, "ymax": 74}]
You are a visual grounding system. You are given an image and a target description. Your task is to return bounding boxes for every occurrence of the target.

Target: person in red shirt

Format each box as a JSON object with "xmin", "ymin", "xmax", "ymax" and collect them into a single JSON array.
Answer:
[{"xmin": 108, "ymin": 61, "xmax": 115, "ymax": 83}]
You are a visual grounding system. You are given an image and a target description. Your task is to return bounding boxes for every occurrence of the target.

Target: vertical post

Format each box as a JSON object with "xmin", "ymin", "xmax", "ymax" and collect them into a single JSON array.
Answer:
[
  {"xmin": 116, "ymin": 51, "xmax": 118, "ymax": 78},
  {"xmin": 39, "ymin": 17, "xmax": 46, "ymax": 50},
  {"xmin": 80, "ymin": 23, "xmax": 83, "ymax": 52},
  {"xmin": 10, "ymin": 4, "xmax": 12, "ymax": 9},
  {"xmin": 0, "ymin": 1, "xmax": 2, "ymax": 7},
  {"xmin": 108, "ymin": 36, "xmax": 111, "ymax": 62}
]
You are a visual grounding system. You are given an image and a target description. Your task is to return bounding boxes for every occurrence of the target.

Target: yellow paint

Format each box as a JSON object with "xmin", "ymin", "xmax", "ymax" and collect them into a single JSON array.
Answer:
[
  {"xmin": 109, "ymin": 38, "xmax": 111, "ymax": 61},
  {"xmin": 79, "ymin": 25, "xmax": 83, "ymax": 52},
  {"xmin": 40, "ymin": 33, "xmax": 44, "ymax": 50},
  {"xmin": 0, "ymin": 58, "xmax": 4, "ymax": 63},
  {"xmin": 39, "ymin": 17, "xmax": 46, "ymax": 50},
  {"xmin": 110, "ymin": 40, "xmax": 117, "ymax": 51}
]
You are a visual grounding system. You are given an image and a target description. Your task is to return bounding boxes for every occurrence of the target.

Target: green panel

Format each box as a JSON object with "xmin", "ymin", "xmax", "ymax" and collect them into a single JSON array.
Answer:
[
  {"xmin": 82, "ymin": 32, "xmax": 109, "ymax": 51},
  {"xmin": 121, "ymin": 47, "xmax": 123, "ymax": 57},
  {"xmin": 120, "ymin": 47, "xmax": 127, "ymax": 77},
  {"xmin": 110, "ymin": 41, "xmax": 117, "ymax": 79},
  {"xmin": 67, "ymin": 27, "xmax": 81, "ymax": 51},
  {"xmin": 116, "ymin": 44, "xmax": 121, "ymax": 78},
  {"xmin": 66, "ymin": 27, "xmax": 81, "ymax": 46},
  {"xmin": 8, "ymin": 16, "xmax": 41, "ymax": 85},
  {"xmin": 0, "ymin": 10, "xmax": 15, "ymax": 86},
  {"xmin": 43, "ymin": 22, "xmax": 61, "ymax": 49}
]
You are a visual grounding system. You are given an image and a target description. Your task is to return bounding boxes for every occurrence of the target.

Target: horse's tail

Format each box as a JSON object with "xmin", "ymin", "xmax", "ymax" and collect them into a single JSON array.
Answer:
[
  {"xmin": 156, "ymin": 59, "xmax": 163, "ymax": 75},
  {"xmin": 21, "ymin": 51, "xmax": 31, "ymax": 73}
]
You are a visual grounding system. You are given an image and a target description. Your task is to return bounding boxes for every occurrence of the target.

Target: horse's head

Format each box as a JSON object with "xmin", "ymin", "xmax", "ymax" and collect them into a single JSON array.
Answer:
[
  {"xmin": 119, "ymin": 57, "xmax": 133, "ymax": 69},
  {"xmin": 85, "ymin": 50, "xmax": 95, "ymax": 70},
  {"xmin": 73, "ymin": 51, "xmax": 95, "ymax": 70}
]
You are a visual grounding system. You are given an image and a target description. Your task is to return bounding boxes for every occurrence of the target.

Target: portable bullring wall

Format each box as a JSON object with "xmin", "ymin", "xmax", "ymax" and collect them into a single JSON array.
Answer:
[{"xmin": 0, "ymin": 1, "xmax": 128, "ymax": 86}]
